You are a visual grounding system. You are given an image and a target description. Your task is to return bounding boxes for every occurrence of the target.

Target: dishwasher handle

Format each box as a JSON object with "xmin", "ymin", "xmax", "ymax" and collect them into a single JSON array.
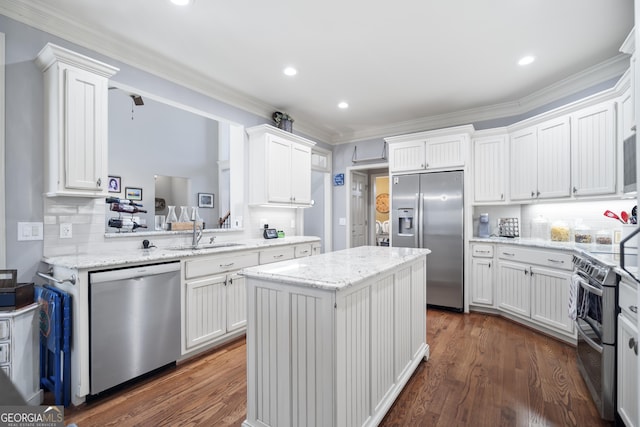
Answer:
[{"xmin": 90, "ymin": 262, "xmax": 180, "ymax": 284}]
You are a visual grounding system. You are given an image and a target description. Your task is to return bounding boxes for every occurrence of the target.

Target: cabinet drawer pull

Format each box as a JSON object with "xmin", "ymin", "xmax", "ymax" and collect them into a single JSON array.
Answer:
[
  {"xmin": 273, "ymin": 254, "xmax": 284, "ymax": 259},
  {"xmin": 476, "ymin": 250, "xmax": 490, "ymax": 253},
  {"xmin": 219, "ymin": 262, "xmax": 235, "ymax": 268},
  {"xmin": 547, "ymin": 258, "xmax": 564, "ymax": 264},
  {"xmin": 502, "ymin": 252, "xmax": 515, "ymax": 256},
  {"xmin": 631, "ymin": 305, "xmax": 638, "ymax": 314},
  {"xmin": 299, "ymin": 250, "xmax": 309, "ymax": 255}
]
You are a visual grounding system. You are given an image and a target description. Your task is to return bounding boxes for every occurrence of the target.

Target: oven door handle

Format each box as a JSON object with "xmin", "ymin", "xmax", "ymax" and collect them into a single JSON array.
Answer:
[
  {"xmin": 576, "ymin": 276, "xmax": 603, "ymax": 297},
  {"xmin": 576, "ymin": 321, "xmax": 603, "ymax": 354}
]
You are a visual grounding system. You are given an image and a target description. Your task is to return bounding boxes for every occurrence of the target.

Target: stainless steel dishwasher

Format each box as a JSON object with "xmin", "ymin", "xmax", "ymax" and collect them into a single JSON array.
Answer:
[{"xmin": 89, "ymin": 261, "xmax": 180, "ymax": 395}]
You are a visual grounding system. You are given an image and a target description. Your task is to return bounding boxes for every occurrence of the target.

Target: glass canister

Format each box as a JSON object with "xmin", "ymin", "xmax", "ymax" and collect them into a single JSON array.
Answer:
[
  {"xmin": 550, "ymin": 220, "xmax": 570, "ymax": 242},
  {"xmin": 531, "ymin": 215, "xmax": 549, "ymax": 240},
  {"xmin": 573, "ymin": 220, "xmax": 592, "ymax": 244},
  {"xmin": 595, "ymin": 229, "xmax": 613, "ymax": 249}
]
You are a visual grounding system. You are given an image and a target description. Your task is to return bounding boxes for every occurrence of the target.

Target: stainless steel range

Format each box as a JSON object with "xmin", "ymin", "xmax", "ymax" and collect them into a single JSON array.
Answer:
[{"xmin": 572, "ymin": 253, "xmax": 617, "ymax": 421}]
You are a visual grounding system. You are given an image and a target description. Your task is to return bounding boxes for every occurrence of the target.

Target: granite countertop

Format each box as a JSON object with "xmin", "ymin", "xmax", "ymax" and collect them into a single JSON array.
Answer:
[
  {"xmin": 241, "ymin": 245, "xmax": 431, "ymax": 291},
  {"xmin": 470, "ymin": 236, "xmax": 639, "ymax": 285},
  {"xmin": 43, "ymin": 236, "xmax": 321, "ymax": 270}
]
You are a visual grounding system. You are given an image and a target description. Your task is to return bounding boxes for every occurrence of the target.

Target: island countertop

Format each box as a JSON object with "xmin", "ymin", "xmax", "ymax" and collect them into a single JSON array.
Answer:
[{"xmin": 241, "ymin": 245, "xmax": 431, "ymax": 291}]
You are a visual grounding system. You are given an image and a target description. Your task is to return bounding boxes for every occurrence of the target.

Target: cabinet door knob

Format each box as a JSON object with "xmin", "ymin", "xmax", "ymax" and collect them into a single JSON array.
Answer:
[
  {"xmin": 573, "ymin": 186, "xmax": 577, "ymax": 194},
  {"xmin": 536, "ymin": 190, "xmax": 541, "ymax": 197},
  {"xmin": 501, "ymin": 193, "xmax": 504, "ymax": 200},
  {"xmin": 531, "ymin": 191, "xmax": 535, "ymax": 197},
  {"xmin": 97, "ymin": 178, "xmax": 102, "ymax": 187},
  {"xmin": 630, "ymin": 305, "xmax": 638, "ymax": 313},
  {"xmin": 524, "ymin": 268, "xmax": 529, "ymax": 275}
]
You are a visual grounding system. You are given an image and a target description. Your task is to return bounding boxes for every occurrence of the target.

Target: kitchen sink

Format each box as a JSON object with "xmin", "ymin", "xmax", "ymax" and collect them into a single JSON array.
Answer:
[{"xmin": 169, "ymin": 242, "xmax": 244, "ymax": 251}]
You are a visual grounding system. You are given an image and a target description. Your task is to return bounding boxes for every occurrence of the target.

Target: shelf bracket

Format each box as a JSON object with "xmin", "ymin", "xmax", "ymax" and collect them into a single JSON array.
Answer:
[{"xmin": 351, "ymin": 141, "xmax": 387, "ymax": 164}]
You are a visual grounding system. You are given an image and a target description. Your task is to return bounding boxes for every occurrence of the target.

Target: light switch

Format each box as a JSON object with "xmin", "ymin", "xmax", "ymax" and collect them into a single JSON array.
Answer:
[{"xmin": 17, "ymin": 222, "xmax": 43, "ymax": 241}]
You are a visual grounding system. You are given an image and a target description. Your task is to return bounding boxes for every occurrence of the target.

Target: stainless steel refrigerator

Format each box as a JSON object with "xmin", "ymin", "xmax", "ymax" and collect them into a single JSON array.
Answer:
[{"xmin": 391, "ymin": 171, "xmax": 464, "ymax": 311}]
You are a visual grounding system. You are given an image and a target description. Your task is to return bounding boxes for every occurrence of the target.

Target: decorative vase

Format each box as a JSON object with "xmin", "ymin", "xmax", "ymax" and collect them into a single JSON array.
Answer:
[
  {"xmin": 165, "ymin": 206, "xmax": 178, "ymax": 227},
  {"xmin": 178, "ymin": 206, "xmax": 190, "ymax": 222}
]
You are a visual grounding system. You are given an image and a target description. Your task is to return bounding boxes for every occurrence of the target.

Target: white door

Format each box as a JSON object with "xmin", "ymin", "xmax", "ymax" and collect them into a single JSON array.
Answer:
[
  {"xmin": 509, "ymin": 127, "xmax": 538, "ymax": 200},
  {"xmin": 350, "ymin": 171, "xmax": 368, "ymax": 247}
]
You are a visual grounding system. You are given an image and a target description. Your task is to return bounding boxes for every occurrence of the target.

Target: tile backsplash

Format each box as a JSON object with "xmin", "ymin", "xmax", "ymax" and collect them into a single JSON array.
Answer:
[{"xmin": 473, "ymin": 199, "xmax": 638, "ymax": 239}]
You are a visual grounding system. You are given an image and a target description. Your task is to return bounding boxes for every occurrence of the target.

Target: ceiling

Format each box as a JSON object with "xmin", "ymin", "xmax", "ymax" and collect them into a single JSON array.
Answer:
[{"xmin": 1, "ymin": 0, "xmax": 635, "ymax": 143}]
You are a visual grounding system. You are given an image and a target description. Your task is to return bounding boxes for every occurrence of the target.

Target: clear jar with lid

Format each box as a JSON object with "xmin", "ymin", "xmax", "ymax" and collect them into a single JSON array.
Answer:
[
  {"xmin": 573, "ymin": 220, "xmax": 592, "ymax": 244},
  {"xmin": 595, "ymin": 229, "xmax": 613, "ymax": 248},
  {"xmin": 531, "ymin": 215, "xmax": 549, "ymax": 240},
  {"xmin": 550, "ymin": 220, "xmax": 571, "ymax": 242}
]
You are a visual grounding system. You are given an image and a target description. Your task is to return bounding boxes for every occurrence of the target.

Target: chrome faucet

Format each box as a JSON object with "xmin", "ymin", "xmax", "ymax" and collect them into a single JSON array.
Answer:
[{"xmin": 192, "ymin": 217, "xmax": 203, "ymax": 247}]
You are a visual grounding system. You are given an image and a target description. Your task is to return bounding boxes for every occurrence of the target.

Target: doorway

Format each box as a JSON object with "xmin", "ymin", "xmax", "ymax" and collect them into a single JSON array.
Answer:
[{"xmin": 345, "ymin": 163, "xmax": 389, "ymax": 248}]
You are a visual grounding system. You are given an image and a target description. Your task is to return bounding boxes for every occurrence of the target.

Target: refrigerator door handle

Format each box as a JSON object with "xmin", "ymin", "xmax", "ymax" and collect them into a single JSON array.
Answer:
[{"xmin": 417, "ymin": 192, "xmax": 424, "ymax": 248}]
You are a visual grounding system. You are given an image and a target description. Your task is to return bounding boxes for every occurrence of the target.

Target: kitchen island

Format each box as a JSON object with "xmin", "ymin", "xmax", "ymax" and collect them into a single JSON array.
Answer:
[{"xmin": 241, "ymin": 245, "xmax": 430, "ymax": 427}]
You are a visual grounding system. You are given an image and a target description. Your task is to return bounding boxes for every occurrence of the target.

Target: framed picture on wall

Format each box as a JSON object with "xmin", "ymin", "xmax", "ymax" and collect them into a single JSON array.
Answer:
[
  {"xmin": 198, "ymin": 193, "xmax": 214, "ymax": 208},
  {"xmin": 108, "ymin": 176, "xmax": 121, "ymax": 193},
  {"xmin": 125, "ymin": 187, "xmax": 143, "ymax": 201}
]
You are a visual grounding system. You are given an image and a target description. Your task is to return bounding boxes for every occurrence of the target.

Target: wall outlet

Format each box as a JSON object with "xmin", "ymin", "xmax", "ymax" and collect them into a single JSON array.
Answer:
[{"xmin": 60, "ymin": 223, "xmax": 73, "ymax": 239}]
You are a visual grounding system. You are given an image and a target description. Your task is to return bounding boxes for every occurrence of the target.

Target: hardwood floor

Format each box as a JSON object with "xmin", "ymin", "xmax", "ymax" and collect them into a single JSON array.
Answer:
[{"xmin": 62, "ymin": 310, "xmax": 611, "ymax": 427}]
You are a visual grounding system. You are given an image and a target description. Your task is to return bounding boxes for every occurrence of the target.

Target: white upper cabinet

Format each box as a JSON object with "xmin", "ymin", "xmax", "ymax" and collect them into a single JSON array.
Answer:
[
  {"xmin": 35, "ymin": 43, "xmax": 118, "ymax": 197},
  {"xmin": 509, "ymin": 117, "xmax": 571, "ymax": 201},
  {"xmin": 247, "ymin": 124, "xmax": 315, "ymax": 207},
  {"xmin": 386, "ymin": 125, "xmax": 472, "ymax": 173},
  {"xmin": 536, "ymin": 116, "xmax": 571, "ymax": 199},
  {"xmin": 472, "ymin": 133, "xmax": 506, "ymax": 203},
  {"xmin": 388, "ymin": 140, "xmax": 427, "ymax": 172},
  {"xmin": 570, "ymin": 101, "xmax": 616, "ymax": 196},
  {"xmin": 509, "ymin": 127, "xmax": 538, "ymax": 200}
]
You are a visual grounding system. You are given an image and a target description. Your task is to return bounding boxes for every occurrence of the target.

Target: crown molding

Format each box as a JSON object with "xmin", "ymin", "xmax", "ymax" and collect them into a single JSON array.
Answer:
[
  {"xmin": 331, "ymin": 53, "xmax": 629, "ymax": 144},
  {"xmin": 0, "ymin": 0, "xmax": 335, "ymax": 144},
  {"xmin": 0, "ymin": 0, "xmax": 630, "ymax": 146}
]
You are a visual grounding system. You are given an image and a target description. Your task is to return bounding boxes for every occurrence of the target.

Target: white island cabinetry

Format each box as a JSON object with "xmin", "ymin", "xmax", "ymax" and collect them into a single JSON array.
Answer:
[{"xmin": 242, "ymin": 246, "xmax": 430, "ymax": 427}]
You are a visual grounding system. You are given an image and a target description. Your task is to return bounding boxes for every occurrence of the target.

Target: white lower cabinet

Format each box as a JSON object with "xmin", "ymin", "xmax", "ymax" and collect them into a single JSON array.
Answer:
[
  {"xmin": 182, "ymin": 242, "xmax": 320, "ymax": 355},
  {"xmin": 183, "ymin": 251, "xmax": 259, "ymax": 354},
  {"xmin": 618, "ymin": 314, "xmax": 638, "ymax": 427},
  {"xmin": 494, "ymin": 245, "xmax": 575, "ymax": 341},
  {"xmin": 470, "ymin": 244, "xmax": 495, "ymax": 307},
  {"xmin": 0, "ymin": 304, "xmax": 41, "ymax": 405},
  {"xmin": 618, "ymin": 279, "xmax": 638, "ymax": 427},
  {"xmin": 185, "ymin": 274, "xmax": 227, "ymax": 349}
]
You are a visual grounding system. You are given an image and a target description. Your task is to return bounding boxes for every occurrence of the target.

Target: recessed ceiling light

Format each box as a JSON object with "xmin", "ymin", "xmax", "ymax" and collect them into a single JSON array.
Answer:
[
  {"xmin": 170, "ymin": 0, "xmax": 192, "ymax": 5},
  {"xmin": 338, "ymin": 101, "xmax": 349, "ymax": 109},
  {"xmin": 283, "ymin": 67, "xmax": 297, "ymax": 76},
  {"xmin": 518, "ymin": 55, "xmax": 535, "ymax": 66}
]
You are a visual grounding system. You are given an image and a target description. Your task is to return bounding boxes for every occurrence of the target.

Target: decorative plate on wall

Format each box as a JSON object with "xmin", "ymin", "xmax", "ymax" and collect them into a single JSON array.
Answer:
[{"xmin": 376, "ymin": 193, "xmax": 389, "ymax": 214}]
